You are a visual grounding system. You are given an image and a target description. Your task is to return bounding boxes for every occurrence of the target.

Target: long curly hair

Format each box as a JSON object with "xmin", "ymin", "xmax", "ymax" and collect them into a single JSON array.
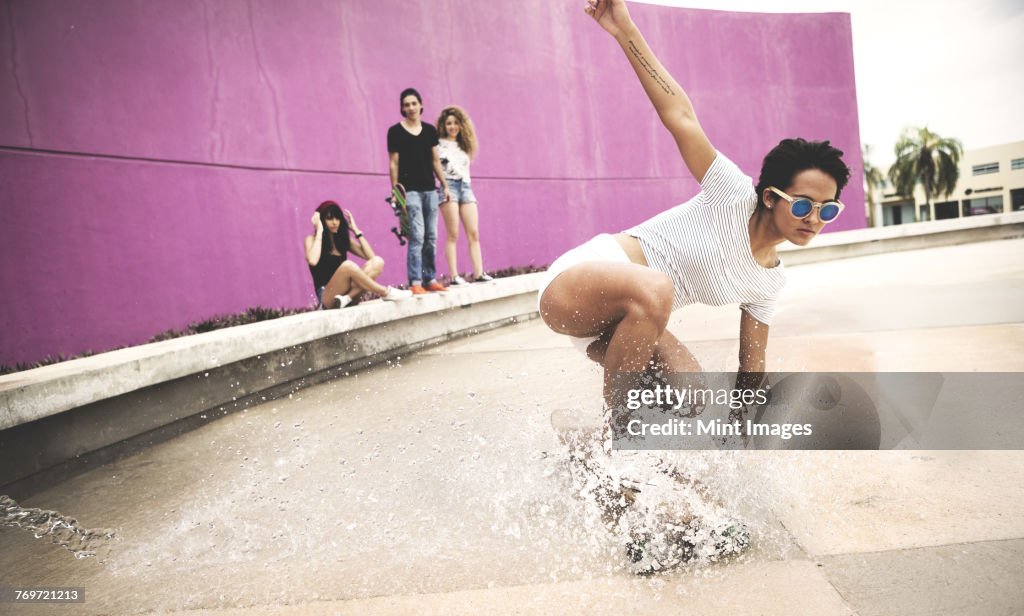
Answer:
[{"xmin": 436, "ymin": 105, "xmax": 478, "ymax": 159}]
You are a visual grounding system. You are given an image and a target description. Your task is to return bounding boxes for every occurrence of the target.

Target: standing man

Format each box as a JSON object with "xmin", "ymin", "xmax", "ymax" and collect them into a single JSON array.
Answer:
[{"xmin": 387, "ymin": 88, "xmax": 452, "ymax": 294}]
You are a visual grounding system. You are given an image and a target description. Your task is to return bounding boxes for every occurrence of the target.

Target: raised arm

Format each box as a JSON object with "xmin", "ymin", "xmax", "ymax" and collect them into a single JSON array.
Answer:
[
  {"xmin": 304, "ymin": 212, "xmax": 324, "ymax": 266},
  {"xmin": 586, "ymin": 0, "xmax": 716, "ymax": 182},
  {"xmin": 344, "ymin": 209, "xmax": 374, "ymax": 261}
]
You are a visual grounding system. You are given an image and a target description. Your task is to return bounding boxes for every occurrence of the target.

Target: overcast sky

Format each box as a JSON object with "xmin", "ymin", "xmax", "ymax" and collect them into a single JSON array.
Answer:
[{"xmin": 634, "ymin": 0, "xmax": 1024, "ymax": 167}]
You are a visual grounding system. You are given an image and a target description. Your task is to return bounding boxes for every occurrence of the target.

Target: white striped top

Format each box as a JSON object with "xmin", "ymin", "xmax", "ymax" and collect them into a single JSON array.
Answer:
[{"xmin": 625, "ymin": 151, "xmax": 785, "ymax": 325}]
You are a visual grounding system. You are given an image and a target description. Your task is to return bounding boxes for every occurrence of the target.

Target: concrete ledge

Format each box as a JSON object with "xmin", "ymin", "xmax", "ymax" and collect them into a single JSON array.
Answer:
[
  {"xmin": 3, "ymin": 214, "xmax": 1022, "ymax": 493},
  {"xmin": 779, "ymin": 210, "xmax": 1024, "ymax": 265},
  {"xmin": 5, "ymin": 213, "xmax": 1020, "ymax": 432},
  {"xmin": 0, "ymin": 275, "xmax": 544, "ymax": 492},
  {"xmin": 0, "ymin": 274, "xmax": 544, "ymax": 431}
]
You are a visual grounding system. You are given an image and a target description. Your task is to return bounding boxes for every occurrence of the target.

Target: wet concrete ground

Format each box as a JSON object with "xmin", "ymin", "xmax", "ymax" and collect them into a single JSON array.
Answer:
[{"xmin": 1, "ymin": 238, "xmax": 1023, "ymax": 615}]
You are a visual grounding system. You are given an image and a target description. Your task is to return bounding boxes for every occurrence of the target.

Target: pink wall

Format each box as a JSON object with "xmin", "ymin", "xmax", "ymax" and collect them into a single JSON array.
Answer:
[{"xmin": 0, "ymin": 0, "xmax": 863, "ymax": 366}]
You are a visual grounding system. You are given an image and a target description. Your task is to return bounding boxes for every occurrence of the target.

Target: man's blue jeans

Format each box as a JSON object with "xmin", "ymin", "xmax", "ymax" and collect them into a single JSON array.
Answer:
[{"xmin": 405, "ymin": 189, "xmax": 439, "ymax": 285}]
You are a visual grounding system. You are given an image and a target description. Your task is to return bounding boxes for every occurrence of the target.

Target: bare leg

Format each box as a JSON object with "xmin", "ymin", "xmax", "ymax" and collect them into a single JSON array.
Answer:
[
  {"xmin": 322, "ymin": 259, "xmax": 389, "ymax": 307},
  {"xmin": 440, "ymin": 199, "xmax": 460, "ymax": 277},
  {"xmin": 543, "ymin": 263, "xmax": 749, "ymax": 572},
  {"xmin": 539, "ymin": 262, "xmax": 674, "ymax": 407},
  {"xmin": 459, "ymin": 201, "xmax": 485, "ymax": 276},
  {"xmin": 343, "ymin": 256, "xmax": 385, "ymax": 303},
  {"xmin": 584, "ymin": 328, "xmax": 702, "ymax": 373}
]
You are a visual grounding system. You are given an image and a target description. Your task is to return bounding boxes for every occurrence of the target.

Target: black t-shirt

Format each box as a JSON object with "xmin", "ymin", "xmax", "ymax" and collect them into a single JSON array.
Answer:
[{"xmin": 387, "ymin": 122, "xmax": 438, "ymax": 191}]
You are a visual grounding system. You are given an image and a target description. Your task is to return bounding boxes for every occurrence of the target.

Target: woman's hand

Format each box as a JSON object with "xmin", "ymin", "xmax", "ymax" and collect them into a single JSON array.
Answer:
[
  {"xmin": 311, "ymin": 212, "xmax": 323, "ymax": 232},
  {"xmin": 344, "ymin": 209, "xmax": 361, "ymax": 235},
  {"xmin": 585, "ymin": 0, "xmax": 634, "ymax": 39}
]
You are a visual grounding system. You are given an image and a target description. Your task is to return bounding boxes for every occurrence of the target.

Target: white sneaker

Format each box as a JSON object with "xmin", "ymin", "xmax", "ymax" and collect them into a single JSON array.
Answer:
[
  {"xmin": 451, "ymin": 275, "xmax": 468, "ymax": 286},
  {"xmin": 334, "ymin": 294, "xmax": 352, "ymax": 309},
  {"xmin": 382, "ymin": 286, "xmax": 413, "ymax": 301},
  {"xmin": 475, "ymin": 272, "xmax": 494, "ymax": 282}
]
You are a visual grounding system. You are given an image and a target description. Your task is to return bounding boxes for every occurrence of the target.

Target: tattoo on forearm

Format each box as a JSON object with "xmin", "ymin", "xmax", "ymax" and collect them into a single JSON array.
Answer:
[{"xmin": 627, "ymin": 40, "xmax": 675, "ymax": 96}]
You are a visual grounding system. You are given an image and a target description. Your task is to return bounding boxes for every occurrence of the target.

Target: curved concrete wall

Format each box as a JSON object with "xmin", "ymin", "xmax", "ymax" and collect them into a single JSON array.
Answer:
[{"xmin": 0, "ymin": 0, "xmax": 863, "ymax": 365}]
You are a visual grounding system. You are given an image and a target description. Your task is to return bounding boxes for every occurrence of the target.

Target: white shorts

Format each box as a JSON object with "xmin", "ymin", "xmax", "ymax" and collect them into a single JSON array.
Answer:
[{"xmin": 537, "ymin": 233, "xmax": 633, "ymax": 356}]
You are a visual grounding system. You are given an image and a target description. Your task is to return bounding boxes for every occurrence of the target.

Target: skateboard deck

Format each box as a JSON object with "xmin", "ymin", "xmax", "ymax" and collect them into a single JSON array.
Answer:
[
  {"xmin": 549, "ymin": 407, "xmax": 750, "ymax": 573},
  {"xmin": 386, "ymin": 183, "xmax": 409, "ymax": 245}
]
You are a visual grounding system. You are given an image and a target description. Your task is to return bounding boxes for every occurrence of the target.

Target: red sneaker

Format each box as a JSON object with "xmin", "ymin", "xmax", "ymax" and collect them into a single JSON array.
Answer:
[
  {"xmin": 410, "ymin": 284, "xmax": 428, "ymax": 295},
  {"xmin": 425, "ymin": 280, "xmax": 448, "ymax": 292}
]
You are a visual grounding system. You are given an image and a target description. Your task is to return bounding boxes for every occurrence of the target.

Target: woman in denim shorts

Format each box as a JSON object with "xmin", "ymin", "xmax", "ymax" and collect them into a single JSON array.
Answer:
[{"xmin": 436, "ymin": 106, "xmax": 493, "ymax": 285}]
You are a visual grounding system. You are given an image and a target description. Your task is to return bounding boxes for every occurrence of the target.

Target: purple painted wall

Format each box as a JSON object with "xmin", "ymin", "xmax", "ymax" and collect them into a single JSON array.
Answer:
[{"xmin": 0, "ymin": 0, "xmax": 863, "ymax": 366}]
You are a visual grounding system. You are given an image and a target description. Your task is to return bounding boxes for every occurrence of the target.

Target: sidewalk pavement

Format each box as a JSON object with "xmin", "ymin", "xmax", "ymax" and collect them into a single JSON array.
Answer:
[{"xmin": 1, "ymin": 238, "xmax": 1022, "ymax": 615}]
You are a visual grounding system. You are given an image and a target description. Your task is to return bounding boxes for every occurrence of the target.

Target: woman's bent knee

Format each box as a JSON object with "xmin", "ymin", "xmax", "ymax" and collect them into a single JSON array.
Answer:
[
  {"xmin": 629, "ymin": 272, "xmax": 674, "ymax": 327},
  {"xmin": 539, "ymin": 263, "xmax": 674, "ymax": 337}
]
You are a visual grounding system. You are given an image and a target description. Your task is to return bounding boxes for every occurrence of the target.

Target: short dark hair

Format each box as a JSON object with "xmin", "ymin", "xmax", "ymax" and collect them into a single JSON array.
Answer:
[
  {"xmin": 754, "ymin": 138, "xmax": 851, "ymax": 208},
  {"xmin": 399, "ymin": 88, "xmax": 422, "ymax": 117}
]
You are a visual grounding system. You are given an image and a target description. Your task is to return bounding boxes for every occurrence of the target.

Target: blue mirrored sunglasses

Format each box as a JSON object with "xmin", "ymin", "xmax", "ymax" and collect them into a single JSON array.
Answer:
[{"xmin": 768, "ymin": 187, "xmax": 844, "ymax": 223}]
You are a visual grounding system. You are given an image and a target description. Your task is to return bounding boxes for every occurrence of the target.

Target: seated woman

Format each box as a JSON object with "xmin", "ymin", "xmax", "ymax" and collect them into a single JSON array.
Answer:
[{"xmin": 304, "ymin": 201, "xmax": 411, "ymax": 308}]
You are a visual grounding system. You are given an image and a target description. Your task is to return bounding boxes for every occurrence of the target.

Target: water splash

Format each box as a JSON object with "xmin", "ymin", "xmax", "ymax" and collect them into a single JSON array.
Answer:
[
  {"xmin": 548, "ymin": 419, "xmax": 815, "ymax": 576},
  {"xmin": 0, "ymin": 495, "xmax": 116, "ymax": 559}
]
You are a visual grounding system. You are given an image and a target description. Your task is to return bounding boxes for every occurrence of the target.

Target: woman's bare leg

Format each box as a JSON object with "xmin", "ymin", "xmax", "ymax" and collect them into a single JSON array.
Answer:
[
  {"xmin": 540, "ymin": 262, "xmax": 674, "ymax": 406},
  {"xmin": 323, "ymin": 259, "xmax": 389, "ymax": 307},
  {"xmin": 440, "ymin": 199, "xmax": 460, "ymax": 277},
  {"xmin": 585, "ymin": 328, "xmax": 702, "ymax": 373},
  {"xmin": 340, "ymin": 255, "xmax": 385, "ymax": 303},
  {"xmin": 459, "ymin": 202, "xmax": 485, "ymax": 276}
]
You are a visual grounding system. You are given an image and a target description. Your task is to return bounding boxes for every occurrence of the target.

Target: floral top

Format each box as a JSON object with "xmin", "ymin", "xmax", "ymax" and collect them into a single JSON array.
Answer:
[{"xmin": 438, "ymin": 139, "xmax": 471, "ymax": 183}]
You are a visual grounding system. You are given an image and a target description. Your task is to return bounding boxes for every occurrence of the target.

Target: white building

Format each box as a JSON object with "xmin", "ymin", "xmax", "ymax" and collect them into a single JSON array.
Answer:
[{"xmin": 878, "ymin": 141, "xmax": 1024, "ymax": 226}]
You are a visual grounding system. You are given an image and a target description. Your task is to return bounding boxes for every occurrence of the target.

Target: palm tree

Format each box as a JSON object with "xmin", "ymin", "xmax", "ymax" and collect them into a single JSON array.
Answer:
[
  {"xmin": 862, "ymin": 144, "xmax": 886, "ymax": 227},
  {"xmin": 888, "ymin": 127, "xmax": 963, "ymax": 221}
]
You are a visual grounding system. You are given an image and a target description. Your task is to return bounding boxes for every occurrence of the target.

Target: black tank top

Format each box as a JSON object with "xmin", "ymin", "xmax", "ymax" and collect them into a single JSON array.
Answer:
[{"xmin": 308, "ymin": 234, "xmax": 349, "ymax": 290}]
